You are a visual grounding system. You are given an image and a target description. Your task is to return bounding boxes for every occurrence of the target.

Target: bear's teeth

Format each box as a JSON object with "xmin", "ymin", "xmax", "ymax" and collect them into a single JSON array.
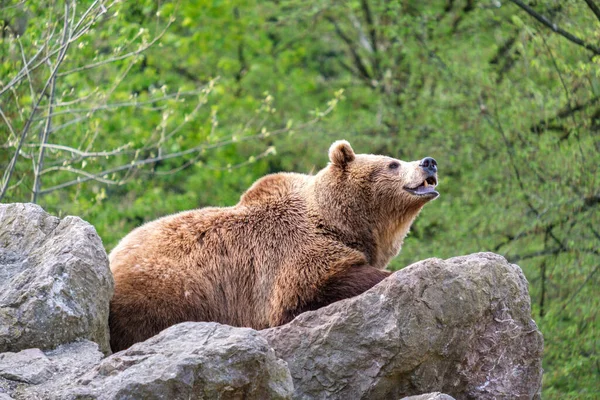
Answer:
[{"xmin": 423, "ymin": 180, "xmax": 428, "ymax": 187}]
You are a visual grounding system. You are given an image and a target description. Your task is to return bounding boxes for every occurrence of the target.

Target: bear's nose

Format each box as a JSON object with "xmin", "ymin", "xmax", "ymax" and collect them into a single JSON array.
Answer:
[{"xmin": 419, "ymin": 157, "xmax": 437, "ymax": 174}]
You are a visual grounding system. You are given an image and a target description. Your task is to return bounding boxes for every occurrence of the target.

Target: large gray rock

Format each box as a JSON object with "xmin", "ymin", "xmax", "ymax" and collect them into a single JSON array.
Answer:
[
  {"xmin": 0, "ymin": 203, "xmax": 114, "ymax": 355},
  {"xmin": 53, "ymin": 322, "xmax": 293, "ymax": 400},
  {"xmin": 261, "ymin": 252, "xmax": 544, "ymax": 400}
]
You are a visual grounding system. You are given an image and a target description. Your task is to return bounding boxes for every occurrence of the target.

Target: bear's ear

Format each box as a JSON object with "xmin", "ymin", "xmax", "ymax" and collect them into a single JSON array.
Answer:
[{"xmin": 329, "ymin": 140, "xmax": 355, "ymax": 168}]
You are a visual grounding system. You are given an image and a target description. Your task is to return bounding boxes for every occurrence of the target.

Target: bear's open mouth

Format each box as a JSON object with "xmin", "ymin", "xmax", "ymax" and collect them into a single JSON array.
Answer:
[{"xmin": 404, "ymin": 176, "xmax": 439, "ymax": 197}]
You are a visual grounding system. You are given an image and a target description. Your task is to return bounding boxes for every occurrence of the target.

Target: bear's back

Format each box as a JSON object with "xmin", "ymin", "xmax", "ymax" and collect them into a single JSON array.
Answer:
[
  {"xmin": 108, "ymin": 172, "xmax": 316, "ymax": 351},
  {"xmin": 110, "ymin": 171, "xmax": 312, "ymax": 275}
]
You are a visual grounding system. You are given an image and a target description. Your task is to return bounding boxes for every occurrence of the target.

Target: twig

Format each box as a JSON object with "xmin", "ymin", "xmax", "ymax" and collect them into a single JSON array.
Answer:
[
  {"xmin": 557, "ymin": 264, "xmax": 600, "ymax": 315},
  {"xmin": 538, "ymin": 29, "xmax": 586, "ymax": 160},
  {"xmin": 494, "ymin": 193, "xmax": 600, "ymax": 252},
  {"xmin": 41, "ymin": 166, "xmax": 119, "ymax": 185},
  {"xmin": 360, "ymin": 0, "xmax": 378, "ymax": 63},
  {"xmin": 32, "ymin": 1, "xmax": 72, "ymax": 203},
  {"xmin": 34, "ymin": 89, "xmax": 203, "ymax": 120},
  {"xmin": 0, "ymin": 107, "xmax": 18, "ymax": 143},
  {"xmin": 36, "ymin": 97, "xmax": 339, "ymax": 195},
  {"xmin": 0, "ymin": 1, "xmax": 108, "ymax": 97},
  {"xmin": 17, "ymin": 36, "xmax": 36, "ymax": 102},
  {"xmin": 0, "ymin": 20, "xmax": 75, "ymax": 201},
  {"xmin": 0, "ymin": 39, "xmax": 46, "ymax": 97},
  {"xmin": 34, "ymin": 143, "xmax": 132, "ymax": 159},
  {"xmin": 508, "ymin": 247, "xmax": 599, "ymax": 263},
  {"xmin": 507, "ymin": 248, "xmax": 562, "ymax": 262},
  {"xmin": 57, "ymin": 19, "xmax": 173, "ymax": 77},
  {"xmin": 48, "ymin": 88, "xmax": 100, "ymax": 108},
  {"xmin": 0, "ymin": 0, "xmax": 27, "ymax": 11}
]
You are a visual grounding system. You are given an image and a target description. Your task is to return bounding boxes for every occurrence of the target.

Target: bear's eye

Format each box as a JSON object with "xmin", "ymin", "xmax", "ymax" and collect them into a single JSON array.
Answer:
[{"xmin": 388, "ymin": 161, "xmax": 400, "ymax": 170}]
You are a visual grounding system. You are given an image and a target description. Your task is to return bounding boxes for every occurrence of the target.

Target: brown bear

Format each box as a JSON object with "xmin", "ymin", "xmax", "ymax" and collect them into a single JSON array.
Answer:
[{"xmin": 108, "ymin": 140, "xmax": 439, "ymax": 351}]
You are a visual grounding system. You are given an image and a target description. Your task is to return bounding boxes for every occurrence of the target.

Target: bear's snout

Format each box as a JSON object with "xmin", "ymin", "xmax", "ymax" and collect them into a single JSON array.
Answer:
[{"xmin": 419, "ymin": 157, "xmax": 437, "ymax": 175}]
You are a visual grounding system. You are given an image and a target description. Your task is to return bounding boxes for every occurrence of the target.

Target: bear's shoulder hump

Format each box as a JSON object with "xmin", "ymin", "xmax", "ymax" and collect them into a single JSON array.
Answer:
[{"xmin": 239, "ymin": 172, "xmax": 309, "ymax": 206}]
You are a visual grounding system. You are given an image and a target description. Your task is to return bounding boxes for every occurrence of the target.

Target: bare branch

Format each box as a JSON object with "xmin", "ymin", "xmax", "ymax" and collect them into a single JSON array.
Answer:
[
  {"xmin": 16, "ymin": 36, "xmax": 36, "ymax": 102},
  {"xmin": 49, "ymin": 88, "xmax": 100, "ymax": 108},
  {"xmin": 32, "ymin": 1, "xmax": 72, "ymax": 203},
  {"xmin": 0, "ymin": 0, "xmax": 92, "ymax": 201},
  {"xmin": 41, "ymin": 166, "xmax": 119, "ymax": 185},
  {"xmin": 0, "ymin": 1, "xmax": 108, "ymax": 96},
  {"xmin": 0, "ymin": 40, "xmax": 46, "ymax": 97},
  {"xmin": 57, "ymin": 19, "xmax": 173, "ymax": 77},
  {"xmin": 70, "ymin": 0, "xmax": 101, "ymax": 34},
  {"xmin": 5, "ymin": 175, "xmax": 27, "ymax": 193},
  {"xmin": 1, "ymin": 44, "xmax": 71, "ymax": 200},
  {"xmin": 1, "ymin": 1, "xmax": 119, "ymax": 97},
  {"xmin": 35, "ymin": 89, "xmax": 203, "ymax": 120},
  {"xmin": 26, "ymin": 143, "xmax": 131, "ymax": 158},
  {"xmin": 36, "ymin": 95, "xmax": 340, "ymax": 196}
]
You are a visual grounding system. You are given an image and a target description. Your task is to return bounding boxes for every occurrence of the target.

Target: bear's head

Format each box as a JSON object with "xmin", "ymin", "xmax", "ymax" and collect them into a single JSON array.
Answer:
[{"xmin": 314, "ymin": 140, "xmax": 439, "ymax": 268}]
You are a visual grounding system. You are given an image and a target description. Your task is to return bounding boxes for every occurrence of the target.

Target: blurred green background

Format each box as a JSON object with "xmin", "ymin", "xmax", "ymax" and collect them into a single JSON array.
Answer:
[{"xmin": 1, "ymin": 0, "xmax": 598, "ymax": 397}]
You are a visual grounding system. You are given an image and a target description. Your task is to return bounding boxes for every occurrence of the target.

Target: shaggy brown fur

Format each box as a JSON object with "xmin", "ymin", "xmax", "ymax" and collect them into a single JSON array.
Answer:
[{"xmin": 108, "ymin": 141, "xmax": 439, "ymax": 351}]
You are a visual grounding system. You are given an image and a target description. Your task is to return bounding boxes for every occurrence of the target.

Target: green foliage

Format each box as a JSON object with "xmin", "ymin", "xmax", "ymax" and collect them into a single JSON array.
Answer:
[{"xmin": 1, "ymin": 0, "xmax": 598, "ymax": 396}]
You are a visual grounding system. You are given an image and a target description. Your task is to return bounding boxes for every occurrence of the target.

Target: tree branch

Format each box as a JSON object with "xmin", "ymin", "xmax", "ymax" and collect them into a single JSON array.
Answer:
[
  {"xmin": 325, "ymin": 16, "xmax": 373, "ymax": 84},
  {"xmin": 557, "ymin": 264, "xmax": 600, "ymax": 316},
  {"xmin": 507, "ymin": 248, "xmax": 562, "ymax": 262},
  {"xmin": 0, "ymin": 1, "xmax": 109, "ymax": 96},
  {"xmin": 41, "ymin": 166, "xmax": 120, "ymax": 185},
  {"xmin": 34, "ymin": 89, "xmax": 203, "ymax": 120},
  {"xmin": 0, "ymin": 11, "xmax": 74, "ymax": 201},
  {"xmin": 32, "ymin": 1, "xmax": 71, "ymax": 203},
  {"xmin": 360, "ymin": 0, "xmax": 379, "ymax": 76},
  {"xmin": 31, "ymin": 143, "xmax": 131, "ymax": 159},
  {"xmin": 494, "ymin": 193, "xmax": 600, "ymax": 252},
  {"xmin": 507, "ymin": 247, "xmax": 600, "ymax": 263},
  {"xmin": 509, "ymin": 0, "xmax": 600, "ymax": 55},
  {"xmin": 56, "ymin": 19, "xmax": 172, "ymax": 77},
  {"xmin": 35, "ymin": 94, "xmax": 341, "ymax": 196},
  {"xmin": 530, "ymin": 96, "xmax": 600, "ymax": 134},
  {"xmin": 583, "ymin": 0, "xmax": 600, "ymax": 22}
]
